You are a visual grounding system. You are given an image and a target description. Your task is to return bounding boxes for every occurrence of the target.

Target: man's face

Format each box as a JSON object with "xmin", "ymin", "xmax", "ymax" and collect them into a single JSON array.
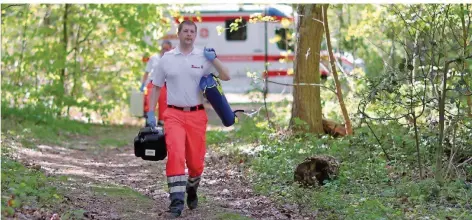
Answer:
[
  {"xmin": 160, "ymin": 43, "xmax": 172, "ymax": 55},
  {"xmin": 178, "ymin": 24, "xmax": 196, "ymax": 46}
]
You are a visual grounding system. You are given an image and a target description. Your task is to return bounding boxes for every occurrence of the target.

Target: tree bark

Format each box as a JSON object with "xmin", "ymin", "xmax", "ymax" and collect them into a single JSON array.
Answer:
[
  {"xmin": 436, "ymin": 60, "xmax": 450, "ymax": 184},
  {"xmin": 17, "ymin": 5, "xmax": 29, "ymax": 85},
  {"xmin": 411, "ymin": 11, "xmax": 423, "ymax": 179},
  {"xmin": 467, "ymin": 96, "xmax": 472, "ymax": 117},
  {"xmin": 460, "ymin": 4, "xmax": 472, "ymax": 117},
  {"xmin": 321, "ymin": 5, "xmax": 353, "ymax": 135},
  {"xmin": 290, "ymin": 4, "xmax": 324, "ymax": 134}
]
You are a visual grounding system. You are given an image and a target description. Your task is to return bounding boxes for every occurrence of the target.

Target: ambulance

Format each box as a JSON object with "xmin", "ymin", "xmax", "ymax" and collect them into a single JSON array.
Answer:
[{"xmin": 144, "ymin": 4, "xmax": 361, "ymax": 94}]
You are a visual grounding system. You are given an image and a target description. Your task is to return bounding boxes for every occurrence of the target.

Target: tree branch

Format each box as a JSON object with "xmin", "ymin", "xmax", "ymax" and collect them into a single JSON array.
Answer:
[
  {"xmin": 266, "ymin": 79, "xmax": 337, "ymax": 94},
  {"xmin": 67, "ymin": 28, "xmax": 94, "ymax": 55},
  {"xmin": 3, "ymin": 4, "xmax": 24, "ymax": 10}
]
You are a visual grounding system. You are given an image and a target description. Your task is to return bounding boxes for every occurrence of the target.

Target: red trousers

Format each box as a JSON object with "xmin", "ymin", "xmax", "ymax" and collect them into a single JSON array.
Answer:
[
  {"xmin": 144, "ymin": 82, "xmax": 167, "ymax": 120},
  {"xmin": 163, "ymin": 107, "xmax": 208, "ymax": 178}
]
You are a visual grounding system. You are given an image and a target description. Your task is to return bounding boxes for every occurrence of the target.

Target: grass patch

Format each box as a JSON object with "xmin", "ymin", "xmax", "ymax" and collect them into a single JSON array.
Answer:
[
  {"xmin": 90, "ymin": 184, "xmax": 158, "ymax": 218},
  {"xmin": 1, "ymin": 157, "xmax": 65, "ymax": 218},
  {"xmin": 1, "ymin": 103, "xmax": 94, "ymax": 149},
  {"xmin": 91, "ymin": 184, "xmax": 151, "ymax": 202},
  {"xmin": 61, "ymin": 209, "xmax": 88, "ymax": 220},
  {"xmin": 93, "ymin": 126, "xmax": 138, "ymax": 148},
  {"xmin": 215, "ymin": 212, "xmax": 254, "ymax": 220},
  {"xmin": 97, "ymin": 138, "xmax": 129, "ymax": 148},
  {"xmin": 2, "ymin": 103, "xmax": 139, "ymax": 150}
]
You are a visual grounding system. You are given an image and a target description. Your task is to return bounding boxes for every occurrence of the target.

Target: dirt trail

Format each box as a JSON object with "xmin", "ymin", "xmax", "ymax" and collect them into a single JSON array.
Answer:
[{"xmin": 7, "ymin": 113, "xmax": 303, "ymax": 220}]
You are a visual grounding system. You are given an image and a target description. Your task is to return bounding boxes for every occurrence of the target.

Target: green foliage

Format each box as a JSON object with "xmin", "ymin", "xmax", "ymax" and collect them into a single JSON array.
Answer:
[
  {"xmin": 1, "ymin": 101, "xmax": 94, "ymax": 148},
  {"xmin": 2, "ymin": 3, "xmax": 471, "ymax": 219},
  {"xmin": 1, "ymin": 4, "xmax": 172, "ymax": 118},
  {"xmin": 206, "ymin": 130, "xmax": 228, "ymax": 146},
  {"xmin": 1, "ymin": 103, "xmax": 139, "ymax": 150},
  {"xmin": 1, "ymin": 157, "xmax": 64, "ymax": 217},
  {"xmin": 345, "ymin": 4, "xmax": 472, "ymax": 184}
]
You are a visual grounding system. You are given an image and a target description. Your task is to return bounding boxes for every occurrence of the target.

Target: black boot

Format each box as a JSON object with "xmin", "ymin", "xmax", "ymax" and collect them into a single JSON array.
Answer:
[
  {"xmin": 166, "ymin": 196, "xmax": 184, "ymax": 218},
  {"xmin": 186, "ymin": 176, "xmax": 201, "ymax": 210},
  {"xmin": 167, "ymin": 175, "xmax": 186, "ymax": 217}
]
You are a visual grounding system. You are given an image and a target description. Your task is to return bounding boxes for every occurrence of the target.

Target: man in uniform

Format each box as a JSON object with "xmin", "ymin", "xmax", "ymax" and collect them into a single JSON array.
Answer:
[
  {"xmin": 140, "ymin": 40, "xmax": 173, "ymax": 126},
  {"xmin": 146, "ymin": 20, "xmax": 230, "ymax": 217}
]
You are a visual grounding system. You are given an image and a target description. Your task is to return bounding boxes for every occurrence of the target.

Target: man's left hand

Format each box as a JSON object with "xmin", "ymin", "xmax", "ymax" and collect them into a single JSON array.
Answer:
[
  {"xmin": 146, "ymin": 111, "xmax": 157, "ymax": 127},
  {"xmin": 204, "ymin": 47, "xmax": 217, "ymax": 62}
]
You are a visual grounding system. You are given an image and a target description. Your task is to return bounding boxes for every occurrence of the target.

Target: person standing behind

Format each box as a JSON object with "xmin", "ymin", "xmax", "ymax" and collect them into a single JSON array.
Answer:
[
  {"xmin": 146, "ymin": 20, "xmax": 230, "ymax": 217},
  {"xmin": 140, "ymin": 40, "xmax": 173, "ymax": 126}
]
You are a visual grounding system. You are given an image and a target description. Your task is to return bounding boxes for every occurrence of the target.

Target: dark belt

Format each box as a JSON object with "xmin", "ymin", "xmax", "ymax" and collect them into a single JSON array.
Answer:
[{"xmin": 168, "ymin": 104, "xmax": 204, "ymax": 112}]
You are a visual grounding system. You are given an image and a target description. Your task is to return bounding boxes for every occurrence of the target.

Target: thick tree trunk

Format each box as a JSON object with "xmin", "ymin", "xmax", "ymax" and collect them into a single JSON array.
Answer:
[{"xmin": 290, "ymin": 4, "xmax": 324, "ymax": 134}]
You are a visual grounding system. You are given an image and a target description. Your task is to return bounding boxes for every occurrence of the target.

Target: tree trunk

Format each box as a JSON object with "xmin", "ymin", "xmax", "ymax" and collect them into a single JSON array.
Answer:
[
  {"xmin": 321, "ymin": 5, "xmax": 353, "ymax": 135},
  {"xmin": 411, "ymin": 14, "xmax": 423, "ymax": 179},
  {"xmin": 290, "ymin": 4, "xmax": 324, "ymax": 134},
  {"xmin": 59, "ymin": 3, "xmax": 69, "ymax": 115},
  {"xmin": 460, "ymin": 4, "xmax": 472, "ymax": 117},
  {"xmin": 467, "ymin": 96, "xmax": 472, "ymax": 117},
  {"xmin": 17, "ymin": 5, "xmax": 29, "ymax": 85},
  {"xmin": 436, "ymin": 61, "xmax": 450, "ymax": 184}
]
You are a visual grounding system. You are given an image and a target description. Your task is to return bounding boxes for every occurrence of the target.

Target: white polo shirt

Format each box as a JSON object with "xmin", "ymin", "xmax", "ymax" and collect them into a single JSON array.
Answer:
[
  {"xmin": 144, "ymin": 54, "xmax": 160, "ymax": 84},
  {"xmin": 151, "ymin": 46, "xmax": 218, "ymax": 107}
]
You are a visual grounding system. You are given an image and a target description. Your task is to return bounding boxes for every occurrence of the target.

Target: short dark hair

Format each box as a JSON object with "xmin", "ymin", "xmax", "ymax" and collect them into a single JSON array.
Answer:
[
  {"xmin": 178, "ymin": 20, "xmax": 197, "ymax": 34},
  {"xmin": 161, "ymin": 40, "xmax": 172, "ymax": 47}
]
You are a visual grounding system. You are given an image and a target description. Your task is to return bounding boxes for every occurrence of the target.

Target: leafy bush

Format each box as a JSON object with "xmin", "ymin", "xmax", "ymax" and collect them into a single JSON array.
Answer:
[{"xmin": 1, "ymin": 157, "xmax": 65, "ymax": 217}]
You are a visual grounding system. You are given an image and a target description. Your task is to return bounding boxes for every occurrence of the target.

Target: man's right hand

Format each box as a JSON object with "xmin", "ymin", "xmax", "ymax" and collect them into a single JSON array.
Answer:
[{"xmin": 146, "ymin": 111, "xmax": 157, "ymax": 127}]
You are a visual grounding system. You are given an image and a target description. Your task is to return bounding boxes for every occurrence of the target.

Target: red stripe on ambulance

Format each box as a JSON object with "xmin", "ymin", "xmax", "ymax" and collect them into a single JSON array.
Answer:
[
  {"xmin": 217, "ymin": 55, "xmax": 294, "ymax": 62},
  {"xmin": 263, "ymin": 70, "xmax": 329, "ymax": 77},
  {"xmin": 264, "ymin": 71, "xmax": 289, "ymax": 77},
  {"xmin": 174, "ymin": 15, "xmax": 293, "ymax": 23}
]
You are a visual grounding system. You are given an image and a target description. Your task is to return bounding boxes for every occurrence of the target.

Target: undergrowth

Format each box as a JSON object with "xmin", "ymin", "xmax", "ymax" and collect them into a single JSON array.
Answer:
[
  {"xmin": 1, "ymin": 157, "xmax": 65, "ymax": 217},
  {"xmin": 1, "ymin": 101, "xmax": 137, "ymax": 149},
  {"xmin": 1, "ymin": 101, "xmax": 94, "ymax": 148},
  {"xmin": 207, "ymin": 106, "xmax": 472, "ymax": 219}
]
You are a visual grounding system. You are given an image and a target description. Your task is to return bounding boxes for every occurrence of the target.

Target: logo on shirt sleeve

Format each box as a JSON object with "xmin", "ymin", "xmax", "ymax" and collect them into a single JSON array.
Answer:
[{"xmin": 191, "ymin": 64, "xmax": 203, "ymax": 69}]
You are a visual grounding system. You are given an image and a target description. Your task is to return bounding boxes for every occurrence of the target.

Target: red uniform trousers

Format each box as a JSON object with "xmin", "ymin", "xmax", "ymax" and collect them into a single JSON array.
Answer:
[
  {"xmin": 144, "ymin": 82, "xmax": 167, "ymax": 120},
  {"xmin": 163, "ymin": 107, "xmax": 207, "ymax": 178}
]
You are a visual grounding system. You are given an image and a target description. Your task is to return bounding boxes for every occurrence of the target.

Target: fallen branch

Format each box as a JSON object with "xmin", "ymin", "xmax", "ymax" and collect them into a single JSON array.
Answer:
[
  {"xmin": 266, "ymin": 79, "xmax": 337, "ymax": 94},
  {"xmin": 457, "ymin": 157, "xmax": 472, "ymax": 168}
]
